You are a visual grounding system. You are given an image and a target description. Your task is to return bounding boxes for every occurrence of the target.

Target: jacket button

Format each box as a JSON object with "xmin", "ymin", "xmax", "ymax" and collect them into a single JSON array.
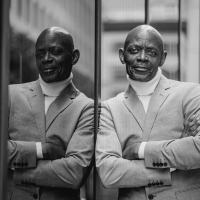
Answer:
[
  {"xmin": 32, "ymin": 194, "xmax": 38, "ymax": 199},
  {"xmin": 148, "ymin": 182, "xmax": 151, "ymax": 187},
  {"xmin": 156, "ymin": 181, "xmax": 159, "ymax": 185},
  {"xmin": 148, "ymin": 194, "xmax": 154, "ymax": 200}
]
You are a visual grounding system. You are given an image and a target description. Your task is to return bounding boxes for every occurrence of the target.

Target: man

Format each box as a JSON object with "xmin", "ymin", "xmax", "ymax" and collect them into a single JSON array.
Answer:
[
  {"xmin": 8, "ymin": 27, "xmax": 94, "ymax": 200},
  {"xmin": 96, "ymin": 25, "xmax": 200, "ymax": 200}
]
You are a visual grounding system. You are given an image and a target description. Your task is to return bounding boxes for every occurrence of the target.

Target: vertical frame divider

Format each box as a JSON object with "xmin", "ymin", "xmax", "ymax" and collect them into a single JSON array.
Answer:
[
  {"xmin": 178, "ymin": 0, "xmax": 181, "ymax": 81},
  {"xmin": 94, "ymin": 0, "xmax": 102, "ymax": 200},
  {"xmin": 199, "ymin": 0, "xmax": 200, "ymax": 82},
  {"xmin": 145, "ymin": 0, "xmax": 149, "ymax": 24},
  {"xmin": 0, "ymin": 0, "xmax": 10, "ymax": 200}
]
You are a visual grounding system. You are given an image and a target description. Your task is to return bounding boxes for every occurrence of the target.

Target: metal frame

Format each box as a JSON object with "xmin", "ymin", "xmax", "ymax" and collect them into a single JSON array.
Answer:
[
  {"xmin": 94, "ymin": 0, "xmax": 102, "ymax": 200},
  {"xmin": 0, "ymin": 0, "xmax": 10, "ymax": 200},
  {"xmin": 178, "ymin": 0, "xmax": 181, "ymax": 81},
  {"xmin": 145, "ymin": 0, "xmax": 149, "ymax": 24}
]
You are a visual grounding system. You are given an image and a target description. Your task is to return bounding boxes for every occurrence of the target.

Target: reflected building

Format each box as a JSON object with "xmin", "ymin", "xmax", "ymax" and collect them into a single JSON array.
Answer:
[{"xmin": 9, "ymin": 0, "xmax": 95, "ymax": 98}]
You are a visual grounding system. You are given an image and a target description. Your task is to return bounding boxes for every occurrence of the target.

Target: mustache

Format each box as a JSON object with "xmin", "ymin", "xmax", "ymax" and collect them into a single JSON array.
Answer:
[
  {"xmin": 40, "ymin": 64, "xmax": 57, "ymax": 70},
  {"xmin": 131, "ymin": 64, "xmax": 150, "ymax": 69}
]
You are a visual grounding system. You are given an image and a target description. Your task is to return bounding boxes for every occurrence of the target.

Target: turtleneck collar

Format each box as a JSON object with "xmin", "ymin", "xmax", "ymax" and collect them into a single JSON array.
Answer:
[
  {"xmin": 127, "ymin": 68, "xmax": 162, "ymax": 96},
  {"xmin": 39, "ymin": 73, "xmax": 73, "ymax": 97}
]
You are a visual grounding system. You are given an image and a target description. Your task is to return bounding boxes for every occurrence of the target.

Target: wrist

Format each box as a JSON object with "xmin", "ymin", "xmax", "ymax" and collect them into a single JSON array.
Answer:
[
  {"xmin": 138, "ymin": 142, "xmax": 147, "ymax": 159},
  {"xmin": 36, "ymin": 142, "xmax": 43, "ymax": 159}
]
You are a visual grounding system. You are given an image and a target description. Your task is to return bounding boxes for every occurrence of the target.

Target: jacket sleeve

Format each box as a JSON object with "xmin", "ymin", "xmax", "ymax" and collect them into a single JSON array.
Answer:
[
  {"xmin": 13, "ymin": 102, "xmax": 94, "ymax": 189},
  {"xmin": 8, "ymin": 140, "xmax": 37, "ymax": 168},
  {"xmin": 95, "ymin": 102, "xmax": 171, "ymax": 189},
  {"xmin": 144, "ymin": 85, "xmax": 200, "ymax": 170},
  {"xmin": 8, "ymin": 87, "xmax": 37, "ymax": 169}
]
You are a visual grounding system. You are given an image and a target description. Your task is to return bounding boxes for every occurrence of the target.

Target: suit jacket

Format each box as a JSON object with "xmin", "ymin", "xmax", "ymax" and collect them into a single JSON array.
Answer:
[
  {"xmin": 7, "ymin": 80, "xmax": 94, "ymax": 200},
  {"xmin": 96, "ymin": 75, "xmax": 200, "ymax": 200}
]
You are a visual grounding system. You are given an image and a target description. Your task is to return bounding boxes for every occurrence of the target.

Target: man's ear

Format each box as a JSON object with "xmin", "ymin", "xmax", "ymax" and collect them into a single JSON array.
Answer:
[
  {"xmin": 119, "ymin": 48, "xmax": 125, "ymax": 64},
  {"xmin": 71, "ymin": 49, "xmax": 80, "ymax": 65},
  {"xmin": 159, "ymin": 50, "xmax": 167, "ymax": 66}
]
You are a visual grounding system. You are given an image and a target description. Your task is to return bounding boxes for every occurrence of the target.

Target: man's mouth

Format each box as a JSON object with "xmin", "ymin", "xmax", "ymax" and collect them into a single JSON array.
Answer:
[
  {"xmin": 42, "ymin": 68, "xmax": 57, "ymax": 74},
  {"xmin": 131, "ymin": 66, "xmax": 149, "ymax": 74},
  {"xmin": 134, "ymin": 67, "xmax": 149, "ymax": 72}
]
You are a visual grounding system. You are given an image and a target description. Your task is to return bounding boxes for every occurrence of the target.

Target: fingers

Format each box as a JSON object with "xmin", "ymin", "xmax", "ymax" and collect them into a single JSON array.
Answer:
[
  {"xmin": 188, "ymin": 114, "xmax": 196, "ymax": 127},
  {"xmin": 188, "ymin": 115, "xmax": 200, "ymax": 136},
  {"xmin": 192, "ymin": 126, "xmax": 200, "ymax": 137}
]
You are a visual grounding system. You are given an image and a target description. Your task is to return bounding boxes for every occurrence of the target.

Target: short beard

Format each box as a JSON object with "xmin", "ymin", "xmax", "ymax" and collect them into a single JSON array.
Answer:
[
  {"xmin": 41, "ymin": 73, "xmax": 58, "ymax": 83},
  {"xmin": 127, "ymin": 66, "xmax": 153, "ymax": 82}
]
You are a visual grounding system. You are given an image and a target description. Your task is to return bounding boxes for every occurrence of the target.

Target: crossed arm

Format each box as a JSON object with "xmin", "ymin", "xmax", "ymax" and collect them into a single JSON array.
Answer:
[
  {"xmin": 123, "ymin": 114, "xmax": 200, "ymax": 162},
  {"xmin": 123, "ymin": 85, "xmax": 200, "ymax": 170},
  {"xmin": 8, "ymin": 102, "xmax": 94, "ymax": 189}
]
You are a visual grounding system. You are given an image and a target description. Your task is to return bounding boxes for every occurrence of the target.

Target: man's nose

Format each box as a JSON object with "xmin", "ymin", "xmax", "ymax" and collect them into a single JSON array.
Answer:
[
  {"xmin": 137, "ymin": 50, "xmax": 148, "ymax": 61},
  {"xmin": 43, "ymin": 52, "xmax": 52, "ymax": 63}
]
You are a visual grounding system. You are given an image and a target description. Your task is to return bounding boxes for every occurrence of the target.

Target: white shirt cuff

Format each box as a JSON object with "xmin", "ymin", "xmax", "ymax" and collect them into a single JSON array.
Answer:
[
  {"xmin": 36, "ymin": 142, "xmax": 43, "ymax": 159},
  {"xmin": 170, "ymin": 168, "xmax": 176, "ymax": 172},
  {"xmin": 138, "ymin": 142, "xmax": 147, "ymax": 159}
]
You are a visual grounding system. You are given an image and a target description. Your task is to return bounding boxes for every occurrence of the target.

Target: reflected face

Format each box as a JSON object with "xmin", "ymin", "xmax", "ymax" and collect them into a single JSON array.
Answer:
[
  {"xmin": 121, "ymin": 29, "xmax": 165, "ymax": 82},
  {"xmin": 35, "ymin": 31, "xmax": 73, "ymax": 83}
]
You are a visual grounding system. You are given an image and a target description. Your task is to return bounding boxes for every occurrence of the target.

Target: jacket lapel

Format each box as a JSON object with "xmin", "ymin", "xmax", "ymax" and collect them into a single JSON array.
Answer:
[
  {"xmin": 143, "ymin": 75, "xmax": 171, "ymax": 141},
  {"xmin": 123, "ymin": 85, "xmax": 146, "ymax": 131},
  {"xmin": 45, "ymin": 83, "xmax": 78, "ymax": 131},
  {"xmin": 27, "ymin": 80, "xmax": 46, "ymax": 142}
]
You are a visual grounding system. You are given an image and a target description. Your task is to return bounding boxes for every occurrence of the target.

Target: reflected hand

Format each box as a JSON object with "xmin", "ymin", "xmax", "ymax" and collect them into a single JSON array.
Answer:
[
  {"xmin": 42, "ymin": 143, "xmax": 66, "ymax": 160},
  {"xmin": 183, "ymin": 114, "xmax": 200, "ymax": 138}
]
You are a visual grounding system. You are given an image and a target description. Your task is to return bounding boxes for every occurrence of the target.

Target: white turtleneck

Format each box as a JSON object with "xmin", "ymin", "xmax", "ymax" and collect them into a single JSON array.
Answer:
[
  {"xmin": 127, "ymin": 68, "xmax": 161, "ymax": 113},
  {"xmin": 36, "ymin": 73, "xmax": 73, "ymax": 159},
  {"xmin": 39, "ymin": 73, "xmax": 73, "ymax": 114}
]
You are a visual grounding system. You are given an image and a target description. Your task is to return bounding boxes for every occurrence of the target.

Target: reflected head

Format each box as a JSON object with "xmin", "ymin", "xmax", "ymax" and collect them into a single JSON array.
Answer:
[
  {"xmin": 119, "ymin": 25, "xmax": 167, "ymax": 82},
  {"xmin": 35, "ymin": 27, "xmax": 80, "ymax": 83}
]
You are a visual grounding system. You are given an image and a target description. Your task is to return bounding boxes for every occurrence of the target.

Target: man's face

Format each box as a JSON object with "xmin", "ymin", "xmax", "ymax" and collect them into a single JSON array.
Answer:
[
  {"xmin": 120, "ymin": 30, "xmax": 165, "ymax": 82},
  {"xmin": 35, "ymin": 32, "xmax": 73, "ymax": 83}
]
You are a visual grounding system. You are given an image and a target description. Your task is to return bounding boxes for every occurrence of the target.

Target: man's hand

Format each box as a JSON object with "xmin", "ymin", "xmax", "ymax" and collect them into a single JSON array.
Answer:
[
  {"xmin": 42, "ymin": 143, "xmax": 66, "ymax": 160},
  {"xmin": 182, "ymin": 114, "xmax": 200, "ymax": 138},
  {"xmin": 122, "ymin": 143, "xmax": 141, "ymax": 160}
]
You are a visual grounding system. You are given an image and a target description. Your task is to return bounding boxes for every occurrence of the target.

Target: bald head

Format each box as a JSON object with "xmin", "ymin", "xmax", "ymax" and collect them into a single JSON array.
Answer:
[
  {"xmin": 35, "ymin": 27, "xmax": 80, "ymax": 83},
  {"xmin": 119, "ymin": 24, "xmax": 167, "ymax": 82},
  {"xmin": 36, "ymin": 27, "xmax": 74, "ymax": 53},
  {"xmin": 124, "ymin": 25, "xmax": 164, "ymax": 53}
]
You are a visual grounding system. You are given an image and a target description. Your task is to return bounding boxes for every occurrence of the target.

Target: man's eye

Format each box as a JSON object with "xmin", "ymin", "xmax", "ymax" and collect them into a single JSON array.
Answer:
[
  {"xmin": 149, "ymin": 51, "xmax": 157, "ymax": 56},
  {"xmin": 36, "ymin": 52, "xmax": 44, "ymax": 58},
  {"xmin": 129, "ymin": 48, "xmax": 138, "ymax": 54},
  {"xmin": 52, "ymin": 50, "xmax": 61, "ymax": 55}
]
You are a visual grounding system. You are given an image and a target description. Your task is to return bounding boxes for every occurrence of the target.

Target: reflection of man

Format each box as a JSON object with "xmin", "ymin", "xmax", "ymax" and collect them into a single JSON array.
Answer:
[
  {"xmin": 8, "ymin": 27, "xmax": 94, "ymax": 200},
  {"xmin": 96, "ymin": 25, "xmax": 200, "ymax": 200}
]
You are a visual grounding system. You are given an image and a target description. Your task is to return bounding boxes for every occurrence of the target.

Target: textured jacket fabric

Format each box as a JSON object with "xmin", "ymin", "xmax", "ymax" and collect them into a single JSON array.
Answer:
[
  {"xmin": 96, "ymin": 75, "xmax": 200, "ymax": 200},
  {"xmin": 7, "ymin": 80, "xmax": 94, "ymax": 200}
]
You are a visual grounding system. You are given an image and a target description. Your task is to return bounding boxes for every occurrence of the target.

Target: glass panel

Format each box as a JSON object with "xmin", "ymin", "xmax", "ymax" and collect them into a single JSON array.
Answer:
[{"xmin": 9, "ymin": 0, "xmax": 94, "ymax": 200}]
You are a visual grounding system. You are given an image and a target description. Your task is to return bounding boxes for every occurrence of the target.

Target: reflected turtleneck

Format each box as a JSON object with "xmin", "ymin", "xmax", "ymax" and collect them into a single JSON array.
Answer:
[{"xmin": 39, "ymin": 73, "xmax": 73, "ymax": 114}]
